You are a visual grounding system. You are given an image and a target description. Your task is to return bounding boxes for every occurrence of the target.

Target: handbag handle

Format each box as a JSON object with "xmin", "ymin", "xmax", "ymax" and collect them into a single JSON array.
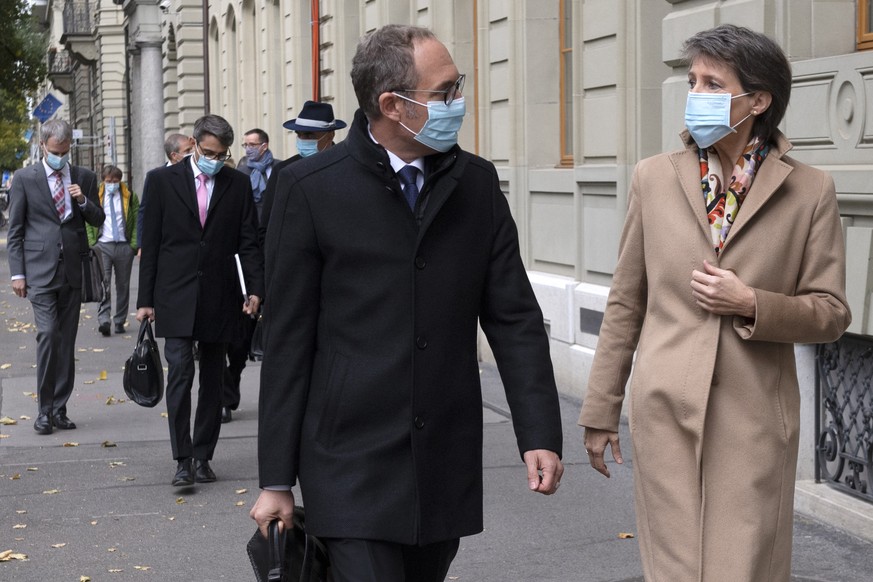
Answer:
[
  {"xmin": 137, "ymin": 319, "xmax": 156, "ymax": 344},
  {"xmin": 267, "ymin": 520, "xmax": 285, "ymax": 582}
]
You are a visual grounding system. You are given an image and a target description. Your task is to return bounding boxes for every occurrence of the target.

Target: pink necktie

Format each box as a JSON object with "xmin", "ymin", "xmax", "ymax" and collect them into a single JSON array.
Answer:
[
  {"xmin": 52, "ymin": 171, "xmax": 66, "ymax": 220},
  {"xmin": 196, "ymin": 173, "xmax": 208, "ymax": 227}
]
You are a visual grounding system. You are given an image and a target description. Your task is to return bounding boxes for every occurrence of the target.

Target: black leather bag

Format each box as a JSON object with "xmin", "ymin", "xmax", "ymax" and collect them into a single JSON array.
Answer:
[
  {"xmin": 123, "ymin": 320, "xmax": 164, "ymax": 408},
  {"xmin": 249, "ymin": 313, "xmax": 264, "ymax": 361},
  {"xmin": 80, "ymin": 247, "xmax": 107, "ymax": 303},
  {"xmin": 247, "ymin": 507, "xmax": 331, "ymax": 582}
]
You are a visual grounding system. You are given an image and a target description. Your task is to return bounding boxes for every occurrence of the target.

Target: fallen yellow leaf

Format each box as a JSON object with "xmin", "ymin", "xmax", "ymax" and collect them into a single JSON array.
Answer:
[
  {"xmin": 167, "ymin": 516, "xmax": 175, "ymax": 521},
  {"xmin": 160, "ymin": 412, "xmax": 169, "ymax": 418},
  {"xmin": 618, "ymin": 532, "xmax": 635, "ymax": 539},
  {"xmin": 77, "ymin": 348, "xmax": 88, "ymax": 352},
  {"xmin": 43, "ymin": 489, "xmax": 60, "ymax": 495},
  {"xmin": 15, "ymin": 510, "xmax": 26, "ymax": 515},
  {"xmin": 0, "ymin": 363, "xmax": 11, "ymax": 370},
  {"xmin": 23, "ymin": 391, "xmax": 36, "ymax": 399},
  {"xmin": 176, "ymin": 497, "xmax": 186, "ymax": 505},
  {"xmin": 99, "ymin": 369, "xmax": 107, "ymax": 379},
  {"xmin": 51, "ymin": 543, "xmax": 66, "ymax": 548},
  {"xmin": 109, "ymin": 461, "xmax": 125, "ymax": 468},
  {"xmin": 235, "ymin": 501, "xmax": 245, "ymax": 507},
  {"xmin": 134, "ymin": 566, "xmax": 151, "ymax": 571},
  {"xmin": 63, "ymin": 442, "xmax": 79, "ymax": 447},
  {"xmin": 26, "ymin": 467, "xmax": 38, "ymax": 472},
  {"xmin": 108, "ymin": 569, "xmax": 123, "ymax": 573},
  {"xmin": 90, "ymin": 521, "xmax": 98, "ymax": 526},
  {"xmin": 0, "ymin": 434, "xmax": 9, "ymax": 439},
  {"xmin": 83, "ymin": 380, "xmax": 94, "ymax": 385},
  {"xmin": 19, "ymin": 415, "xmax": 31, "ymax": 421},
  {"xmin": 102, "ymin": 441, "xmax": 117, "ymax": 448},
  {"xmin": 13, "ymin": 524, "xmax": 26, "ymax": 529},
  {"xmin": 0, "ymin": 550, "xmax": 28, "ymax": 562},
  {"xmin": 80, "ymin": 576, "xmax": 92, "ymax": 582},
  {"xmin": 107, "ymin": 547, "xmax": 117, "ymax": 552},
  {"xmin": 0, "ymin": 416, "xmax": 17, "ymax": 425},
  {"xmin": 235, "ymin": 488, "xmax": 248, "ymax": 494},
  {"xmin": 106, "ymin": 396, "xmax": 117, "ymax": 405},
  {"xmin": 10, "ymin": 473, "xmax": 21, "ymax": 480}
]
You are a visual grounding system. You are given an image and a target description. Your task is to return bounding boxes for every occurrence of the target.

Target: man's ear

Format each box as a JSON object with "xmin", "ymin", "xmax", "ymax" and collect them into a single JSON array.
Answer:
[{"xmin": 378, "ymin": 92, "xmax": 403, "ymax": 122}]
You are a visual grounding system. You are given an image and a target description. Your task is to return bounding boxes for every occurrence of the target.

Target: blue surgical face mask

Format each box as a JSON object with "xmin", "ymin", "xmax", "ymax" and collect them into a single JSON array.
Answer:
[
  {"xmin": 684, "ymin": 91, "xmax": 752, "ymax": 149},
  {"xmin": 195, "ymin": 144, "xmax": 225, "ymax": 176},
  {"xmin": 105, "ymin": 182, "xmax": 120, "ymax": 195},
  {"xmin": 393, "ymin": 94, "xmax": 466, "ymax": 153},
  {"xmin": 244, "ymin": 145, "xmax": 264, "ymax": 161},
  {"xmin": 44, "ymin": 147, "xmax": 69, "ymax": 171},
  {"xmin": 296, "ymin": 138, "xmax": 320, "ymax": 158}
]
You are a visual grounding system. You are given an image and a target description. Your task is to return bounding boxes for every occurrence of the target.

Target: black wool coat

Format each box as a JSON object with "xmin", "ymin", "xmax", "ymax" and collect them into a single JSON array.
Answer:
[
  {"xmin": 258, "ymin": 110, "xmax": 562, "ymax": 545},
  {"xmin": 137, "ymin": 157, "xmax": 264, "ymax": 341}
]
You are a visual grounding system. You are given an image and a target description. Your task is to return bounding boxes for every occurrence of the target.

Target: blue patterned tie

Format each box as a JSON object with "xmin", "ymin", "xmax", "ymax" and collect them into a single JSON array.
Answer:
[{"xmin": 397, "ymin": 165, "xmax": 420, "ymax": 211}]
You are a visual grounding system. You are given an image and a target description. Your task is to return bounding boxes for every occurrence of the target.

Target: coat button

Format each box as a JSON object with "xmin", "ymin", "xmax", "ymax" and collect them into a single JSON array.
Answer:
[
  {"xmin": 197, "ymin": 270, "xmax": 203, "ymax": 276},
  {"xmin": 415, "ymin": 256, "xmax": 426, "ymax": 269},
  {"xmin": 414, "ymin": 416, "xmax": 425, "ymax": 430},
  {"xmin": 416, "ymin": 336, "xmax": 428, "ymax": 349}
]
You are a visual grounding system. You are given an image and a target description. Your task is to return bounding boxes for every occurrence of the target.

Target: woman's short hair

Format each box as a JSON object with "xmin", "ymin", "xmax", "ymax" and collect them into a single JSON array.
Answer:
[
  {"xmin": 40, "ymin": 119, "xmax": 72, "ymax": 145},
  {"xmin": 681, "ymin": 24, "xmax": 792, "ymax": 144},
  {"xmin": 193, "ymin": 114, "xmax": 235, "ymax": 148},
  {"xmin": 351, "ymin": 24, "xmax": 436, "ymax": 120},
  {"xmin": 101, "ymin": 165, "xmax": 123, "ymax": 180}
]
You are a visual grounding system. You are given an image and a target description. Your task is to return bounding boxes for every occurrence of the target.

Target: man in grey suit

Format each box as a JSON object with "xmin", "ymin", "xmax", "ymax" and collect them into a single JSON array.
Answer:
[{"xmin": 6, "ymin": 119, "xmax": 105, "ymax": 434}]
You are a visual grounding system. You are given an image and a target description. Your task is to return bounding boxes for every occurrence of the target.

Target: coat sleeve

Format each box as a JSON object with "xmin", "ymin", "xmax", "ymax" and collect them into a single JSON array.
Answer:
[
  {"xmin": 478, "ymin": 164, "xmax": 563, "ymax": 459},
  {"xmin": 6, "ymin": 169, "xmax": 28, "ymax": 278},
  {"xmin": 137, "ymin": 171, "xmax": 161, "ymax": 308},
  {"xmin": 237, "ymin": 178, "xmax": 264, "ymax": 299},
  {"xmin": 79, "ymin": 170, "xmax": 105, "ymax": 228},
  {"xmin": 578, "ymin": 163, "xmax": 648, "ymax": 432},
  {"xmin": 257, "ymin": 172, "xmax": 321, "ymax": 488},
  {"xmin": 733, "ymin": 171, "xmax": 851, "ymax": 343}
]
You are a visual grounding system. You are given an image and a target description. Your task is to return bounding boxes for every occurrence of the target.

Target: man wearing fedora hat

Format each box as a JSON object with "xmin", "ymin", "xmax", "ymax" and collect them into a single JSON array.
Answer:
[{"xmin": 258, "ymin": 101, "xmax": 346, "ymax": 245}]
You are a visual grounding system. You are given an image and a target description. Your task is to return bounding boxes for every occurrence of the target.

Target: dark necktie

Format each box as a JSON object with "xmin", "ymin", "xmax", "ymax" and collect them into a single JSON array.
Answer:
[
  {"xmin": 397, "ymin": 165, "xmax": 420, "ymax": 211},
  {"xmin": 52, "ymin": 171, "xmax": 66, "ymax": 220}
]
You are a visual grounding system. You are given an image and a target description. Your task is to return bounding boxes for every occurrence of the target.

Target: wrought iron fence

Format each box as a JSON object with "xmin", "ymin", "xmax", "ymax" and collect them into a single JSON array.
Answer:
[
  {"xmin": 48, "ymin": 49, "xmax": 73, "ymax": 75},
  {"xmin": 62, "ymin": 0, "xmax": 93, "ymax": 36},
  {"xmin": 816, "ymin": 336, "xmax": 873, "ymax": 503}
]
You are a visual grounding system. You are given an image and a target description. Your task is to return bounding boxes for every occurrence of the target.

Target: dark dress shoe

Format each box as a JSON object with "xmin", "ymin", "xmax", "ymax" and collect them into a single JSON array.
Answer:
[
  {"xmin": 220, "ymin": 406, "xmax": 232, "ymax": 423},
  {"xmin": 193, "ymin": 459, "xmax": 217, "ymax": 483},
  {"xmin": 172, "ymin": 458, "xmax": 194, "ymax": 487},
  {"xmin": 52, "ymin": 413, "xmax": 77, "ymax": 430},
  {"xmin": 33, "ymin": 414, "xmax": 53, "ymax": 435},
  {"xmin": 99, "ymin": 322, "xmax": 111, "ymax": 336},
  {"xmin": 115, "ymin": 324, "xmax": 126, "ymax": 334}
]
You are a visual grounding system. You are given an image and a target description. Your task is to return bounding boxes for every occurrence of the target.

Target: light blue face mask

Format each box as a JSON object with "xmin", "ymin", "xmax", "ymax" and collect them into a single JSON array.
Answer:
[
  {"xmin": 244, "ymin": 145, "xmax": 264, "ymax": 161},
  {"xmin": 44, "ymin": 149, "xmax": 69, "ymax": 171},
  {"xmin": 104, "ymin": 182, "xmax": 120, "ymax": 195},
  {"xmin": 394, "ymin": 94, "xmax": 466, "ymax": 153},
  {"xmin": 296, "ymin": 138, "xmax": 320, "ymax": 158},
  {"xmin": 684, "ymin": 92, "xmax": 752, "ymax": 149},
  {"xmin": 195, "ymin": 147, "xmax": 225, "ymax": 177}
]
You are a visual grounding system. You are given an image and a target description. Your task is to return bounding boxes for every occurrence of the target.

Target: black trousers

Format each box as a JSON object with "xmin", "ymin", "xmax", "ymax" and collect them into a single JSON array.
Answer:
[
  {"xmin": 322, "ymin": 537, "xmax": 459, "ymax": 582},
  {"xmin": 164, "ymin": 338, "xmax": 226, "ymax": 460},
  {"xmin": 222, "ymin": 315, "xmax": 257, "ymax": 410}
]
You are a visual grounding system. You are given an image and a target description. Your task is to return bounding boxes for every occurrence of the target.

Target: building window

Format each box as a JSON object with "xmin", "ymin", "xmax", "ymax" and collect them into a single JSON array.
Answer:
[
  {"xmin": 559, "ymin": 0, "xmax": 573, "ymax": 165},
  {"xmin": 860, "ymin": 0, "xmax": 873, "ymax": 50}
]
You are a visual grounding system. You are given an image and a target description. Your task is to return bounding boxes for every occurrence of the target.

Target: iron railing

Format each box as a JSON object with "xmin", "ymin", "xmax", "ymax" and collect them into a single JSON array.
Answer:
[
  {"xmin": 816, "ymin": 336, "xmax": 873, "ymax": 503},
  {"xmin": 47, "ymin": 49, "xmax": 73, "ymax": 75},
  {"xmin": 62, "ymin": 0, "xmax": 93, "ymax": 36}
]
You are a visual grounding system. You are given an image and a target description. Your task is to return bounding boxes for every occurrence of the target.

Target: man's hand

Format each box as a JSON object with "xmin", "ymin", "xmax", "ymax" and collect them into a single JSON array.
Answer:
[
  {"xmin": 68, "ymin": 183, "xmax": 85, "ymax": 205},
  {"xmin": 12, "ymin": 279, "xmax": 26, "ymax": 298},
  {"xmin": 243, "ymin": 295, "xmax": 261, "ymax": 315},
  {"xmin": 523, "ymin": 449, "xmax": 564, "ymax": 495},
  {"xmin": 136, "ymin": 307, "xmax": 155, "ymax": 322},
  {"xmin": 583, "ymin": 427, "xmax": 623, "ymax": 478},
  {"xmin": 250, "ymin": 489, "xmax": 295, "ymax": 539},
  {"xmin": 690, "ymin": 260, "xmax": 756, "ymax": 318}
]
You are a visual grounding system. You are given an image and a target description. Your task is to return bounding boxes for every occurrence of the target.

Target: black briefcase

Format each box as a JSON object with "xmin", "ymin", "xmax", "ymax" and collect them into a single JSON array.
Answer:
[
  {"xmin": 80, "ymin": 247, "xmax": 107, "ymax": 303},
  {"xmin": 122, "ymin": 320, "xmax": 164, "ymax": 407},
  {"xmin": 247, "ymin": 506, "xmax": 331, "ymax": 582}
]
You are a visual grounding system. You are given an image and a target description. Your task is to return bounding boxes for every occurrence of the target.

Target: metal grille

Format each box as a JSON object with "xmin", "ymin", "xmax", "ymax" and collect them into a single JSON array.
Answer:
[
  {"xmin": 816, "ymin": 336, "xmax": 873, "ymax": 503},
  {"xmin": 48, "ymin": 49, "xmax": 73, "ymax": 75},
  {"xmin": 62, "ymin": 0, "xmax": 93, "ymax": 36}
]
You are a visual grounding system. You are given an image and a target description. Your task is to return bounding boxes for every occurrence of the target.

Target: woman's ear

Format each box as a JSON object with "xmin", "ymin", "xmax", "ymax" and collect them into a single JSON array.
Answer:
[
  {"xmin": 378, "ymin": 92, "xmax": 403, "ymax": 122},
  {"xmin": 750, "ymin": 91, "xmax": 772, "ymax": 117}
]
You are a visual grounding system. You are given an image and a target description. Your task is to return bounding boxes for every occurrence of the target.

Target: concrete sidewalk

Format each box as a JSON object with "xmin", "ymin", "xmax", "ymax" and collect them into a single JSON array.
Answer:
[{"xmin": 1, "ymin": 253, "xmax": 872, "ymax": 580}]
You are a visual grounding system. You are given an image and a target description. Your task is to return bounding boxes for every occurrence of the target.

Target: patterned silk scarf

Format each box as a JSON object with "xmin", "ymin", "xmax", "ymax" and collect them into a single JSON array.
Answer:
[{"xmin": 700, "ymin": 137, "xmax": 770, "ymax": 254}]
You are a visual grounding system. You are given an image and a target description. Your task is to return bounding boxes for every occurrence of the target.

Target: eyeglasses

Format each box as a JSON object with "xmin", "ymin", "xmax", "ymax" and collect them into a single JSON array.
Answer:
[
  {"xmin": 196, "ymin": 142, "xmax": 232, "ymax": 162},
  {"xmin": 394, "ymin": 74, "xmax": 465, "ymax": 106}
]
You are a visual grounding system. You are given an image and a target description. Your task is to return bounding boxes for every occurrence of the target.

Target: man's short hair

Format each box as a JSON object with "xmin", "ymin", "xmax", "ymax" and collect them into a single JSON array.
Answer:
[
  {"xmin": 350, "ymin": 24, "xmax": 436, "ymax": 120},
  {"xmin": 164, "ymin": 133, "xmax": 190, "ymax": 160},
  {"xmin": 244, "ymin": 129, "xmax": 269, "ymax": 144},
  {"xmin": 101, "ymin": 165, "xmax": 123, "ymax": 180},
  {"xmin": 193, "ymin": 115, "xmax": 235, "ymax": 148},
  {"xmin": 40, "ymin": 119, "xmax": 73, "ymax": 144}
]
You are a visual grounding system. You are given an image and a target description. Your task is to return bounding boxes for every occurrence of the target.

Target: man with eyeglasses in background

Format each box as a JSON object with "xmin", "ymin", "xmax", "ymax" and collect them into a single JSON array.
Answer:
[
  {"xmin": 251, "ymin": 25, "xmax": 563, "ymax": 580},
  {"xmin": 137, "ymin": 114, "xmax": 263, "ymax": 487}
]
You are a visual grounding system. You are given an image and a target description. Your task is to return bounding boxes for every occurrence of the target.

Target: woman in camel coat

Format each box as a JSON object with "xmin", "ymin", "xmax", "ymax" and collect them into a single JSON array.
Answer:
[{"xmin": 579, "ymin": 25, "xmax": 851, "ymax": 581}]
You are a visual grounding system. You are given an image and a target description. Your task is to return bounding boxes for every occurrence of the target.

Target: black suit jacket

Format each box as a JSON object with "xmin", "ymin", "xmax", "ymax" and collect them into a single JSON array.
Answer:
[
  {"xmin": 258, "ymin": 154, "xmax": 301, "ymax": 248},
  {"xmin": 258, "ymin": 110, "xmax": 562, "ymax": 545},
  {"xmin": 137, "ymin": 157, "xmax": 264, "ymax": 341}
]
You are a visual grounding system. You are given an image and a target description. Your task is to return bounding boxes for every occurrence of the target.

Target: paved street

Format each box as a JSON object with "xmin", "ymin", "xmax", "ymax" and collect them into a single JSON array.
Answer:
[{"xmin": 1, "ymin": 236, "xmax": 873, "ymax": 581}]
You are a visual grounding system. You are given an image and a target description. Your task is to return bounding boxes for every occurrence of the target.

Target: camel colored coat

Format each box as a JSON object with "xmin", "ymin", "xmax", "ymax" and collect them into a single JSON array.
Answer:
[{"xmin": 579, "ymin": 131, "xmax": 850, "ymax": 582}]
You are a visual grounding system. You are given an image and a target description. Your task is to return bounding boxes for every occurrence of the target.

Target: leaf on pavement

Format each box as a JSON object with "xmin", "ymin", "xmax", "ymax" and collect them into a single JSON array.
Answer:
[
  {"xmin": 26, "ymin": 467, "xmax": 38, "ymax": 472},
  {"xmin": 0, "ymin": 550, "xmax": 29, "ymax": 562},
  {"xmin": 134, "ymin": 566, "xmax": 151, "ymax": 571},
  {"xmin": 15, "ymin": 510, "xmax": 26, "ymax": 515},
  {"xmin": 109, "ymin": 461, "xmax": 125, "ymax": 468},
  {"xmin": 108, "ymin": 569, "xmax": 123, "ymax": 573},
  {"xmin": 235, "ymin": 501, "xmax": 245, "ymax": 507},
  {"xmin": 83, "ymin": 380, "xmax": 95, "ymax": 385},
  {"xmin": 80, "ymin": 576, "xmax": 92, "ymax": 582},
  {"xmin": 618, "ymin": 532, "xmax": 635, "ymax": 539},
  {"xmin": 12, "ymin": 524, "xmax": 26, "ymax": 529},
  {"xmin": 160, "ymin": 412, "xmax": 169, "ymax": 418},
  {"xmin": 10, "ymin": 473, "xmax": 21, "ymax": 480},
  {"xmin": 102, "ymin": 441, "xmax": 117, "ymax": 448},
  {"xmin": 20, "ymin": 415, "xmax": 31, "ymax": 421},
  {"xmin": 0, "ymin": 434, "xmax": 9, "ymax": 439},
  {"xmin": 0, "ymin": 416, "xmax": 17, "ymax": 425},
  {"xmin": 90, "ymin": 521, "xmax": 98, "ymax": 526},
  {"xmin": 106, "ymin": 396, "xmax": 118, "ymax": 405},
  {"xmin": 98, "ymin": 369, "xmax": 107, "ymax": 379},
  {"xmin": 77, "ymin": 348, "xmax": 88, "ymax": 352},
  {"xmin": 63, "ymin": 442, "xmax": 79, "ymax": 447},
  {"xmin": 23, "ymin": 391, "xmax": 36, "ymax": 399},
  {"xmin": 0, "ymin": 363, "xmax": 11, "ymax": 370},
  {"xmin": 235, "ymin": 488, "xmax": 247, "ymax": 494},
  {"xmin": 118, "ymin": 477, "xmax": 135, "ymax": 482},
  {"xmin": 51, "ymin": 543, "xmax": 66, "ymax": 548},
  {"xmin": 43, "ymin": 489, "xmax": 60, "ymax": 495},
  {"xmin": 93, "ymin": 349, "xmax": 106, "ymax": 354},
  {"xmin": 175, "ymin": 497, "xmax": 186, "ymax": 505}
]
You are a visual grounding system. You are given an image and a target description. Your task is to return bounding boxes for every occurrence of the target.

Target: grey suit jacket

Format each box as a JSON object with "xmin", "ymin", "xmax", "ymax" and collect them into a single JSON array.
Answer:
[{"xmin": 6, "ymin": 162, "xmax": 104, "ymax": 288}]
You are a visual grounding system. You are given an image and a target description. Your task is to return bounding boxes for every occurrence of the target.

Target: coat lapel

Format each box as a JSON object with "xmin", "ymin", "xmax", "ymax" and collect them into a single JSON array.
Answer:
[
  {"xmin": 176, "ymin": 159, "xmax": 199, "ymax": 220},
  {"xmin": 669, "ymin": 147, "xmax": 712, "ymax": 244},
  {"xmin": 208, "ymin": 168, "xmax": 232, "ymax": 222}
]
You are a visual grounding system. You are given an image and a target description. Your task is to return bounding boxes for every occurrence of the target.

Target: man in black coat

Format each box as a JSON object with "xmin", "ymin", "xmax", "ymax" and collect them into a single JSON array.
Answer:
[
  {"xmin": 251, "ymin": 25, "xmax": 563, "ymax": 580},
  {"xmin": 137, "ymin": 115, "xmax": 264, "ymax": 486}
]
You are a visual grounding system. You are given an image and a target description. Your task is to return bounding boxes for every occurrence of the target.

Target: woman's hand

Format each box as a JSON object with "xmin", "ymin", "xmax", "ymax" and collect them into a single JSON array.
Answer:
[
  {"xmin": 583, "ymin": 427, "xmax": 623, "ymax": 478},
  {"xmin": 690, "ymin": 260, "xmax": 756, "ymax": 318}
]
